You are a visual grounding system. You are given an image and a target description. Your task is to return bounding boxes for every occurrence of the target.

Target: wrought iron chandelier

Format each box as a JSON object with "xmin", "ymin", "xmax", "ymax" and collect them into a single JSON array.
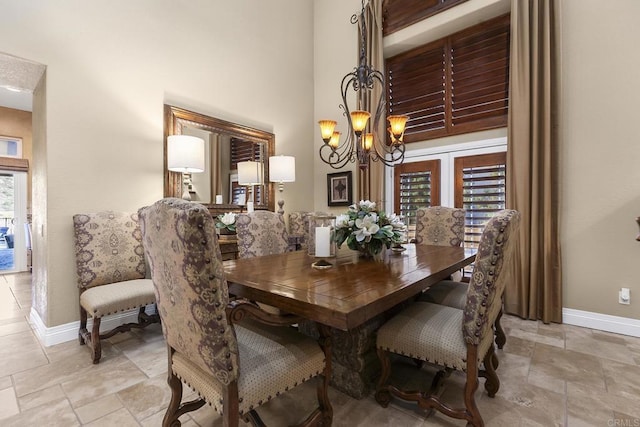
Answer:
[{"xmin": 318, "ymin": 0, "xmax": 408, "ymax": 170}]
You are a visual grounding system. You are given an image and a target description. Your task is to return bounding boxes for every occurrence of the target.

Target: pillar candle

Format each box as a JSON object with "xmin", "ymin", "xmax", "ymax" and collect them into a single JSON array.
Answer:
[
  {"xmin": 315, "ymin": 226, "xmax": 330, "ymax": 257},
  {"xmin": 246, "ymin": 201, "xmax": 254, "ymax": 213},
  {"xmin": 215, "ymin": 194, "xmax": 223, "ymax": 204}
]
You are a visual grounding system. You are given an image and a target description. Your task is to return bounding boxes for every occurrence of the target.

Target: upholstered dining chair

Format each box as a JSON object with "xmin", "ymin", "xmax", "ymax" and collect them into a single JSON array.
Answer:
[
  {"xmin": 72, "ymin": 211, "xmax": 160, "ymax": 364},
  {"xmin": 138, "ymin": 198, "xmax": 332, "ymax": 427},
  {"xmin": 375, "ymin": 209, "xmax": 520, "ymax": 427},
  {"xmin": 418, "ymin": 207, "xmax": 507, "ymax": 349},
  {"xmin": 414, "ymin": 206, "xmax": 465, "ymax": 247},
  {"xmin": 288, "ymin": 211, "xmax": 308, "ymax": 238},
  {"xmin": 235, "ymin": 211, "xmax": 289, "ymax": 258}
]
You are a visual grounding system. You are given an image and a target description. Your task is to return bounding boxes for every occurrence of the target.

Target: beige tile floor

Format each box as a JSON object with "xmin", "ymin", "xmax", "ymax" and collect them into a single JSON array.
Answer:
[{"xmin": 1, "ymin": 272, "xmax": 640, "ymax": 426}]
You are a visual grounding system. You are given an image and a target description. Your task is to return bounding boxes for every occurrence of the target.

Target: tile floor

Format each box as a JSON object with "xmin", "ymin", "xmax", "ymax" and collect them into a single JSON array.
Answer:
[{"xmin": 1, "ymin": 272, "xmax": 640, "ymax": 426}]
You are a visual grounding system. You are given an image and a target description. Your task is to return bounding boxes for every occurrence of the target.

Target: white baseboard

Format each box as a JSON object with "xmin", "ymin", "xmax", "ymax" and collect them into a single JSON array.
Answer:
[
  {"xmin": 29, "ymin": 305, "xmax": 157, "ymax": 347},
  {"xmin": 562, "ymin": 308, "xmax": 640, "ymax": 338}
]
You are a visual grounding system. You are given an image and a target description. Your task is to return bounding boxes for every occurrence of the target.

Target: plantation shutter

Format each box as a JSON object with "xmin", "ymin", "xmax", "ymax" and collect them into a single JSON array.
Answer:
[
  {"xmin": 387, "ymin": 40, "xmax": 447, "ymax": 142},
  {"xmin": 450, "ymin": 15, "xmax": 510, "ymax": 132},
  {"xmin": 386, "ymin": 14, "xmax": 510, "ymax": 144},
  {"xmin": 382, "ymin": 0, "xmax": 469, "ymax": 36},
  {"xmin": 454, "ymin": 152, "xmax": 506, "ymax": 277},
  {"xmin": 394, "ymin": 160, "xmax": 441, "ymax": 240}
]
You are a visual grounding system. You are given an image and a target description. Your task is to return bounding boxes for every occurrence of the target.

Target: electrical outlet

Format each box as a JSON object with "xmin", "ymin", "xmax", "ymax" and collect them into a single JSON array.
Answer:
[{"xmin": 619, "ymin": 288, "xmax": 630, "ymax": 305}]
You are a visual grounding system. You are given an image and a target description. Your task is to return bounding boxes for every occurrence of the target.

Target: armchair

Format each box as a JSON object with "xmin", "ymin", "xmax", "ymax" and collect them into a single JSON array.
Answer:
[
  {"xmin": 72, "ymin": 211, "xmax": 159, "ymax": 364},
  {"xmin": 138, "ymin": 198, "xmax": 332, "ymax": 427},
  {"xmin": 375, "ymin": 210, "xmax": 520, "ymax": 427}
]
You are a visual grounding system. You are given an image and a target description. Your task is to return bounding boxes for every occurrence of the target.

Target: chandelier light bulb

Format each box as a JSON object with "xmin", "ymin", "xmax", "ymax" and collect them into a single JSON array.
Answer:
[
  {"xmin": 329, "ymin": 131, "xmax": 341, "ymax": 149},
  {"xmin": 318, "ymin": 120, "xmax": 337, "ymax": 143},
  {"xmin": 350, "ymin": 111, "xmax": 370, "ymax": 136}
]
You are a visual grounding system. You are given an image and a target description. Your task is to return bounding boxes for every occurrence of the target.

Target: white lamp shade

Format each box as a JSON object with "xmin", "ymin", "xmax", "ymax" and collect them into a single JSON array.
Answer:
[
  {"xmin": 269, "ymin": 155, "xmax": 296, "ymax": 183},
  {"xmin": 167, "ymin": 135, "xmax": 205, "ymax": 173},
  {"xmin": 237, "ymin": 161, "xmax": 263, "ymax": 185}
]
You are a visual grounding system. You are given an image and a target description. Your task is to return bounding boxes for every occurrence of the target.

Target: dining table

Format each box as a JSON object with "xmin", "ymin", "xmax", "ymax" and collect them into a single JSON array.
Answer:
[{"xmin": 224, "ymin": 243, "xmax": 476, "ymax": 398}]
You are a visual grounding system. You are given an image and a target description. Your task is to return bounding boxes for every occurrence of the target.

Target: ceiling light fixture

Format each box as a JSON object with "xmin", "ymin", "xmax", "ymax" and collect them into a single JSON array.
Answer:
[{"xmin": 318, "ymin": 0, "xmax": 408, "ymax": 170}]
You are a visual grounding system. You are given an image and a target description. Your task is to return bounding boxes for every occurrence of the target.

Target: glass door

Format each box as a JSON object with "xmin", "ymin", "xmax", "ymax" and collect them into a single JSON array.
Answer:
[{"xmin": 0, "ymin": 170, "xmax": 27, "ymax": 273}]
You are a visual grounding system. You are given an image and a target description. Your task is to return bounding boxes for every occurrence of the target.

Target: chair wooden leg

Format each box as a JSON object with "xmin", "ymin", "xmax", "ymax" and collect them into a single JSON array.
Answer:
[
  {"xmin": 463, "ymin": 347, "xmax": 484, "ymax": 427},
  {"xmin": 91, "ymin": 317, "xmax": 102, "ymax": 364},
  {"xmin": 374, "ymin": 347, "xmax": 392, "ymax": 408},
  {"xmin": 494, "ymin": 308, "xmax": 506, "ymax": 349},
  {"xmin": 315, "ymin": 324, "xmax": 334, "ymax": 426},
  {"xmin": 79, "ymin": 306, "xmax": 88, "ymax": 345},
  {"xmin": 163, "ymin": 369, "xmax": 184, "ymax": 427},
  {"xmin": 480, "ymin": 345, "xmax": 499, "ymax": 398}
]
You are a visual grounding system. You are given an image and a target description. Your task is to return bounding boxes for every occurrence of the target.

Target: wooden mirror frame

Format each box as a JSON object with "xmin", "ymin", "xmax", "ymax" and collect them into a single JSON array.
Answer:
[{"xmin": 163, "ymin": 105, "xmax": 275, "ymax": 212}]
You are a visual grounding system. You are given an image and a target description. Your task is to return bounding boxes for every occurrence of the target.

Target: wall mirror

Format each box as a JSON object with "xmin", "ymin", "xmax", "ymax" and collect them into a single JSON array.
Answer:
[{"xmin": 164, "ymin": 105, "xmax": 275, "ymax": 211}]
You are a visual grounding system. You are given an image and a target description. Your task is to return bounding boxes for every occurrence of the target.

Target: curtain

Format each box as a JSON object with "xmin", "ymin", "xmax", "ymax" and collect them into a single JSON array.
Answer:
[
  {"xmin": 358, "ymin": 0, "xmax": 384, "ymax": 206},
  {"xmin": 505, "ymin": 0, "xmax": 562, "ymax": 323}
]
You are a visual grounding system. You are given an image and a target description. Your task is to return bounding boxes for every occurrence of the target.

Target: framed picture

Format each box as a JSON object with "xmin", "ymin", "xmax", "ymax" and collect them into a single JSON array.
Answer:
[{"xmin": 327, "ymin": 171, "xmax": 353, "ymax": 206}]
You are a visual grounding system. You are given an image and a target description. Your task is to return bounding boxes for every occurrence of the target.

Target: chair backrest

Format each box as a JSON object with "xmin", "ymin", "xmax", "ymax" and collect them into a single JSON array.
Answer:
[
  {"xmin": 235, "ymin": 211, "xmax": 289, "ymax": 258},
  {"xmin": 415, "ymin": 206, "xmax": 465, "ymax": 247},
  {"xmin": 463, "ymin": 209, "xmax": 520, "ymax": 345},
  {"xmin": 288, "ymin": 211, "xmax": 309, "ymax": 236},
  {"xmin": 73, "ymin": 211, "xmax": 146, "ymax": 289},
  {"xmin": 138, "ymin": 198, "xmax": 240, "ymax": 385}
]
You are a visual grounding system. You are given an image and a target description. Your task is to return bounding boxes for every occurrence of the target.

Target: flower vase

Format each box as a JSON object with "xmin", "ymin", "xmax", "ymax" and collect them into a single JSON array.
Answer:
[{"xmin": 356, "ymin": 245, "xmax": 383, "ymax": 262}]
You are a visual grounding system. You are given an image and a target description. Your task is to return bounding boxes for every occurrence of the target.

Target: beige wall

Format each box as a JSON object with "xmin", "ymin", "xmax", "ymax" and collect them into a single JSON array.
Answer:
[
  {"xmin": 0, "ymin": 105, "xmax": 32, "ymax": 212},
  {"xmin": 0, "ymin": 0, "xmax": 315, "ymax": 327},
  {"xmin": 560, "ymin": 0, "xmax": 640, "ymax": 319}
]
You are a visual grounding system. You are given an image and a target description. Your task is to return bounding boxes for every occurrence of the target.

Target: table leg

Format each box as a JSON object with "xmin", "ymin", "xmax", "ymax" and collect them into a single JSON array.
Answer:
[{"xmin": 300, "ymin": 315, "xmax": 386, "ymax": 399}]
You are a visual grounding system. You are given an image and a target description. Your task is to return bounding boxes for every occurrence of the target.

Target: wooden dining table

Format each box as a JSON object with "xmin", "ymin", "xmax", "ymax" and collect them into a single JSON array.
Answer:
[{"xmin": 224, "ymin": 243, "xmax": 476, "ymax": 398}]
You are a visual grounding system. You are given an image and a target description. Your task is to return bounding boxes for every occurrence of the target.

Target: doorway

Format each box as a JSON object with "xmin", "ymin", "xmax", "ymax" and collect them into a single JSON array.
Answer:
[{"xmin": 0, "ymin": 170, "xmax": 27, "ymax": 273}]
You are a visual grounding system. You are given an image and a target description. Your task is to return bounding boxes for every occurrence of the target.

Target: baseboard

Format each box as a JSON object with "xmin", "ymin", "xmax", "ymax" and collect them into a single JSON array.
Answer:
[
  {"xmin": 562, "ymin": 308, "xmax": 640, "ymax": 338},
  {"xmin": 29, "ymin": 305, "xmax": 157, "ymax": 347}
]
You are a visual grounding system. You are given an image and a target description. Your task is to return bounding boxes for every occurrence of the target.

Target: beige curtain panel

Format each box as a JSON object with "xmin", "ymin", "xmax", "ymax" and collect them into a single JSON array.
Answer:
[
  {"xmin": 358, "ymin": 0, "xmax": 385, "ymax": 206},
  {"xmin": 506, "ymin": 0, "xmax": 562, "ymax": 323}
]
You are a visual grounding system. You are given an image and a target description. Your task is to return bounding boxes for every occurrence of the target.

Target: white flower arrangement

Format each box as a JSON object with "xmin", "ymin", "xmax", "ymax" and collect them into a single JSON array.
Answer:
[
  {"xmin": 215, "ymin": 212, "xmax": 237, "ymax": 232},
  {"xmin": 334, "ymin": 200, "xmax": 405, "ymax": 256}
]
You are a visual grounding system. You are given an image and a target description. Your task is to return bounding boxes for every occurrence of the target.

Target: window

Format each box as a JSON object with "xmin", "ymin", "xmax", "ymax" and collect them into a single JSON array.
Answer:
[
  {"xmin": 394, "ymin": 160, "xmax": 441, "ymax": 238},
  {"xmin": 386, "ymin": 14, "xmax": 510, "ymax": 143},
  {"xmin": 388, "ymin": 141, "xmax": 507, "ymax": 277},
  {"xmin": 454, "ymin": 152, "xmax": 507, "ymax": 276},
  {"xmin": 382, "ymin": 0, "xmax": 469, "ymax": 36}
]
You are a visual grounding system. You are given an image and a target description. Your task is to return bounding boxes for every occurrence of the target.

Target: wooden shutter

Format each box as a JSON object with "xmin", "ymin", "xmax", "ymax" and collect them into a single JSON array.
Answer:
[
  {"xmin": 450, "ymin": 15, "xmax": 510, "ymax": 132},
  {"xmin": 394, "ymin": 160, "xmax": 441, "ymax": 240},
  {"xmin": 386, "ymin": 14, "xmax": 510, "ymax": 143},
  {"xmin": 454, "ymin": 152, "xmax": 506, "ymax": 277},
  {"xmin": 387, "ymin": 40, "xmax": 447, "ymax": 142},
  {"xmin": 382, "ymin": 0, "xmax": 469, "ymax": 36}
]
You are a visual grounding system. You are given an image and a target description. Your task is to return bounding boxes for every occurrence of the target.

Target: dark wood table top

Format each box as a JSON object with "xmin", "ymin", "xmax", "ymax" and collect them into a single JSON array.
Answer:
[{"xmin": 224, "ymin": 244, "xmax": 476, "ymax": 331}]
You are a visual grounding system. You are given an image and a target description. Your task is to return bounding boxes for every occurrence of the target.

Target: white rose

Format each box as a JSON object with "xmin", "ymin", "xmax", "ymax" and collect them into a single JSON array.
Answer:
[{"xmin": 220, "ymin": 212, "xmax": 236, "ymax": 226}]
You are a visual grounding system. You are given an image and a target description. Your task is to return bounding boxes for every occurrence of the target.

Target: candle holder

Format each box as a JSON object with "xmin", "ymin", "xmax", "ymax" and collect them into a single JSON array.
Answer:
[{"xmin": 308, "ymin": 215, "xmax": 336, "ymax": 269}]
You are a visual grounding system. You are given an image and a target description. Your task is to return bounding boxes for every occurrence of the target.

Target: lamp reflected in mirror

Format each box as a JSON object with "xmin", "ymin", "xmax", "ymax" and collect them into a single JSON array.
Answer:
[
  {"xmin": 269, "ymin": 155, "xmax": 296, "ymax": 215},
  {"xmin": 167, "ymin": 135, "xmax": 205, "ymax": 200},
  {"xmin": 238, "ymin": 161, "xmax": 263, "ymax": 212}
]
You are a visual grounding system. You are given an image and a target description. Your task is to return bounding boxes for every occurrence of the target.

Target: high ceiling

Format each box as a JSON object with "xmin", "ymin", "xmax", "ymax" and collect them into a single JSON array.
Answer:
[{"xmin": 0, "ymin": 53, "xmax": 45, "ymax": 112}]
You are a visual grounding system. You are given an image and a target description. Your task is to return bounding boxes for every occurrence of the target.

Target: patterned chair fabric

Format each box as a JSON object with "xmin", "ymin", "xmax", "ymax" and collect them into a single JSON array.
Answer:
[
  {"xmin": 235, "ymin": 211, "xmax": 289, "ymax": 259},
  {"xmin": 375, "ymin": 209, "xmax": 520, "ymax": 427},
  {"xmin": 72, "ymin": 211, "xmax": 159, "ymax": 364},
  {"xmin": 138, "ymin": 198, "xmax": 332, "ymax": 426},
  {"xmin": 419, "ymin": 208, "xmax": 508, "ymax": 349},
  {"xmin": 414, "ymin": 206, "xmax": 465, "ymax": 247},
  {"xmin": 288, "ymin": 211, "xmax": 308, "ymax": 237}
]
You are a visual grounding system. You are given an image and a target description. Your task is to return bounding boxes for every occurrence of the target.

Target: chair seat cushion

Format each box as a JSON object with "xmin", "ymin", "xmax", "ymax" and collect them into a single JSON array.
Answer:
[
  {"xmin": 418, "ymin": 280, "xmax": 468, "ymax": 309},
  {"xmin": 376, "ymin": 302, "xmax": 492, "ymax": 371},
  {"xmin": 172, "ymin": 319, "xmax": 325, "ymax": 416},
  {"xmin": 79, "ymin": 278, "xmax": 156, "ymax": 318}
]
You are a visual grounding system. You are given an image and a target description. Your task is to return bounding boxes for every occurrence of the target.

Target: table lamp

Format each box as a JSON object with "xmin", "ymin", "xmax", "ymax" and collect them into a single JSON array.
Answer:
[
  {"xmin": 237, "ymin": 160, "xmax": 263, "ymax": 212},
  {"xmin": 269, "ymin": 155, "xmax": 296, "ymax": 215},
  {"xmin": 167, "ymin": 135, "xmax": 205, "ymax": 200}
]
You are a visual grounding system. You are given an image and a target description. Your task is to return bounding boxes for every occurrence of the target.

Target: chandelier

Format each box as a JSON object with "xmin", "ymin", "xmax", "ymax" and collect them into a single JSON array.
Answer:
[{"xmin": 318, "ymin": 0, "xmax": 408, "ymax": 170}]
